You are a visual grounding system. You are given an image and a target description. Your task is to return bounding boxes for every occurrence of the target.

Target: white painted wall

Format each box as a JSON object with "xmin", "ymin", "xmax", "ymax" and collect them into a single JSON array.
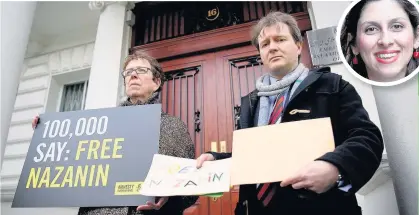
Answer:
[
  {"xmin": 1, "ymin": 2, "xmax": 131, "ymax": 215},
  {"xmin": 362, "ymin": 180, "xmax": 400, "ymax": 215},
  {"xmin": 0, "ymin": 42, "xmax": 95, "ymax": 207},
  {"xmin": 26, "ymin": 26, "xmax": 98, "ymax": 59},
  {"xmin": 308, "ymin": 1, "xmax": 398, "ymax": 215},
  {"xmin": 372, "ymin": 76, "xmax": 418, "ymax": 215},
  {"xmin": 84, "ymin": 3, "xmax": 130, "ymax": 110},
  {"xmin": 118, "ymin": 12, "xmax": 134, "ymax": 102},
  {"xmin": 1, "ymin": 21, "xmax": 96, "ymax": 215},
  {"xmin": 26, "ymin": 1, "xmax": 100, "ymax": 58}
]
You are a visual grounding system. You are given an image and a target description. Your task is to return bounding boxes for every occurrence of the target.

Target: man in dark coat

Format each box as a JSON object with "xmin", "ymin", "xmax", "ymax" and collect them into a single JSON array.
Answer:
[{"xmin": 196, "ymin": 11, "xmax": 384, "ymax": 215}]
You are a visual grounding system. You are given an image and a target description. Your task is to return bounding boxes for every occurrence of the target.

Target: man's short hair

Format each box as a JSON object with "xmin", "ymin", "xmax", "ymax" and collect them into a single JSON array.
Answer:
[{"xmin": 251, "ymin": 11, "xmax": 303, "ymax": 51}]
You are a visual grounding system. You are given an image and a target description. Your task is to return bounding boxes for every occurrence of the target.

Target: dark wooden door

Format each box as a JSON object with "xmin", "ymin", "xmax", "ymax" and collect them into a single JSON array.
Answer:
[
  {"xmin": 130, "ymin": 2, "xmax": 313, "ymax": 214},
  {"xmin": 159, "ymin": 51, "xmax": 246, "ymax": 215},
  {"xmin": 160, "ymin": 53, "xmax": 218, "ymax": 215},
  {"xmin": 159, "ymin": 51, "xmax": 240, "ymax": 215},
  {"xmin": 211, "ymin": 33, "xmax": 312, "ymax": 214}
]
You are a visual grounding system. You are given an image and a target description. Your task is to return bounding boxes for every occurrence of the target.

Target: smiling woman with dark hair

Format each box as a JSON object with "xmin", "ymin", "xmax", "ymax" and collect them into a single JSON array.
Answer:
[{"xmin": 340, "ymin": 0, "xmax": 419, "ymax": 82}]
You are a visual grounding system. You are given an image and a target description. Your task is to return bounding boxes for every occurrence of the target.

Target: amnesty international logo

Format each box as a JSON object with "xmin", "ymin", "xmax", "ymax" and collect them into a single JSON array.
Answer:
[{"xmin": 114, "ymin": 182, "xmax": 143, "ymax": 195}]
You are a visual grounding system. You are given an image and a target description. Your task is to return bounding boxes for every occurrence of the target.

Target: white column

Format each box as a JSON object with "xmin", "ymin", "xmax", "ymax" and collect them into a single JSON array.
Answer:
[
  {"xmin": 372, "ymin": 78, "xmax": 418, "ymax": 215},
  {"xmin": 84, "ymin": 1, "xmax": 134, "ymax": 109},
  {"xmin": 0, "ymin": 2, "xmax": 37, "ymax": 167}
]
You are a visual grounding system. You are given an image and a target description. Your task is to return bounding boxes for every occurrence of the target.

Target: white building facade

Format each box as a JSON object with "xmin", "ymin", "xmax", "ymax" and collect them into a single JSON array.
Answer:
[{"xmin": 1, "ymin": 1, "xmax": 416, "ymax": 215}]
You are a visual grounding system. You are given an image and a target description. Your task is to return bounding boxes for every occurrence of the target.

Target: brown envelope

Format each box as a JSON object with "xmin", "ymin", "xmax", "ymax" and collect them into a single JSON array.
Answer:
[{"xmin": 230, "ymin": 117, "xmax": 335, "ymax": 185}]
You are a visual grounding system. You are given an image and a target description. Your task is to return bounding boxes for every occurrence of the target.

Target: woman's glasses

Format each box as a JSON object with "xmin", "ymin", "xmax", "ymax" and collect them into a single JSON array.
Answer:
[{"xmin": 122, "ymin": 66, "xmax": 152, "ymax": 77}]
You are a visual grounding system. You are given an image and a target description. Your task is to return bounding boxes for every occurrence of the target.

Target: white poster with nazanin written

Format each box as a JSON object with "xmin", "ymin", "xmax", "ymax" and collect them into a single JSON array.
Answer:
[{"xmin": 139, "ymin": 154, "xmax": 231, "ymax": 196}]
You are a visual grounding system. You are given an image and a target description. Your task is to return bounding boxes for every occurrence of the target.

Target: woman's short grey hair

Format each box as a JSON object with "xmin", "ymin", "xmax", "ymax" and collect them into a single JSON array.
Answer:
[{"xmin": 251, "ymin": 11, "xmax": 303, "ymax": 51}]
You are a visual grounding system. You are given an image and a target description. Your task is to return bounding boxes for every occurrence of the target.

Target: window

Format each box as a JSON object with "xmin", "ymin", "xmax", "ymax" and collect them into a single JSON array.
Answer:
[{"xmin": 59, "ymin": 81, "xmax": 88, "ymax": 112}]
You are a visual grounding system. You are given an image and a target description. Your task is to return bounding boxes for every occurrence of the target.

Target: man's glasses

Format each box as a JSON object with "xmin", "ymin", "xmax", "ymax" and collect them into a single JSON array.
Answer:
[{"xmin": 121, "ymin": 66, "xmax": 152, "ymax": 77}]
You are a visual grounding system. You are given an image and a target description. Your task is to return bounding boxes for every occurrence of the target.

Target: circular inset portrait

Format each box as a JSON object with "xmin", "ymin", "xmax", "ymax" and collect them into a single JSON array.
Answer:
[{"xmin": 337, "ymin": 0, "xmax": 419, "ymax": 86}]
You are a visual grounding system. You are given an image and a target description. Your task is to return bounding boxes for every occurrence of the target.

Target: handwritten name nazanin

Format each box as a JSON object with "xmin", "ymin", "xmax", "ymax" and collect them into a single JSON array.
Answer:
[
  {"xmin": 25, "ymin": 138, "xmax": 124, "ymax": 188},
  {"xmin": 148, "ymin": 165, "xmax": 225, "ymax": 188}
]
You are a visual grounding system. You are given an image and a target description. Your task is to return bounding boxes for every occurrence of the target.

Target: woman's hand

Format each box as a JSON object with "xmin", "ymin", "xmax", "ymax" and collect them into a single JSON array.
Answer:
[
  {"xmin": 196, "ymin": 153, "xmax": 215, "ymax": 168},
  {"xmin": 32, "ymin": 115, "xmax": 40, "ymax": 130},
  {"xmin": 136, "ymin": 197, "xmax": 169, "ymax": 211}
]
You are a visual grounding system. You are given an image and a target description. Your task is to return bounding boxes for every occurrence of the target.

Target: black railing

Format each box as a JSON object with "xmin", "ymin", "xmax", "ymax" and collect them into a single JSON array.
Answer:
[
  {"xmin": 132, "ymin": 2, "xmax": 307, "ymax": 46},
  {"xmin": 229, "ymin": 56, "xmax": 267, "ymax": 130},
  {"xmin": 161, "ymin": 66, "xmax": 203, "ymax": 154}
]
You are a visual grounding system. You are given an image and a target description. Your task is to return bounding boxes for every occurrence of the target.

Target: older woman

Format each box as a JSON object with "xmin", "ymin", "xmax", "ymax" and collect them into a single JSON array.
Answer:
[
  {"xmin": 32, "ymin": 51, "xmax": 198, "ymax": 215},
  {"xmin": 340, "ymin": 0, "xmax": 419, "ymax": 82}
]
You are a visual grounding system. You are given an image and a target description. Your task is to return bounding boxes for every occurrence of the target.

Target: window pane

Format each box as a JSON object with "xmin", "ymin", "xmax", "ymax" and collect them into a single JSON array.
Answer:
[{"xmin": 60, "ymin": 82, "xmax": 86, "ymax": 112}]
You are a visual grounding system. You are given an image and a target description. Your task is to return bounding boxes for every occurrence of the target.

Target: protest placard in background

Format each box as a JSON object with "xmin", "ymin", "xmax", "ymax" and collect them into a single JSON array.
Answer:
[
  {"xmin": 139, "ymin": 154, "xmax": 231, "ymax": 196},
  {"xmin": 12, "ymin": 104, "xmax": 161, "ymax": 208}
]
